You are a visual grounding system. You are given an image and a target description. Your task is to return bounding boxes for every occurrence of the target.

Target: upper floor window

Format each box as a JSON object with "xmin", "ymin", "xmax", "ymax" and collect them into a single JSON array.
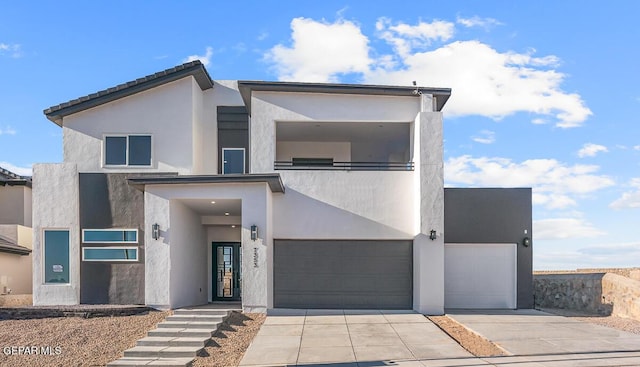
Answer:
[{"xmin": 104, "ymin": 135, "xmax": 151, "ymax": 166}]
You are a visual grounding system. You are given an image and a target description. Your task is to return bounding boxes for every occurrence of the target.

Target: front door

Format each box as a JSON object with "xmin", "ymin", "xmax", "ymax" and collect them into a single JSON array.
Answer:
[{"xmin": 213, "ymin": 243, "xmax": 241, "ymax": 301}]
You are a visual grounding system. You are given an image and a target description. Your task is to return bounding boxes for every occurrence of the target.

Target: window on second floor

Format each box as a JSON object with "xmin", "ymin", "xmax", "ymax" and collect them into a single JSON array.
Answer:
[{"xmin": 104, "ymin": 135, "xmax": 152, "ymax": 166}]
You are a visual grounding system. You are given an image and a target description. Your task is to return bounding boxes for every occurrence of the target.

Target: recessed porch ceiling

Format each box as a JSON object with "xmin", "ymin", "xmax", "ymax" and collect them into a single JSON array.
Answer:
[
  {"xmin": 276, "ymin": 121, "xmax": 410, "ymax": 143},
  {"xmin": 180, "ymin": 198, "xmax": 241, "ymax": 216}
]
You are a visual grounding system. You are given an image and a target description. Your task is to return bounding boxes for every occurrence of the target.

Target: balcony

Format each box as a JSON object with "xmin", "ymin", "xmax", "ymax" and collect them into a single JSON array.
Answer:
[{"xmin": 275, "ymin": 121, "xmax": 413, "ymax": 172}]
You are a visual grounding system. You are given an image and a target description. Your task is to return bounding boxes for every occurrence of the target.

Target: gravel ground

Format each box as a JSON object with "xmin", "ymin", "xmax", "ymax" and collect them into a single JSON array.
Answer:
[
  {"xmin": 192, "ymin": 312, "xmax": 265, "ymax": 367},
  {"xmin": 428, "ymin": 315, "xmax": 508, "ymax": 357},
  {"xmin": 0, "ymin": 310, "xmax": 170, "ymax": 367},
  {"xmin": 541, "ymin": 308, "xmax": 640, "ymax": 334}
]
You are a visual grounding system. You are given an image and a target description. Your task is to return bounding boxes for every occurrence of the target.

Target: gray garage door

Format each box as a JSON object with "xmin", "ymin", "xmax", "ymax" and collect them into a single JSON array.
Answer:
[{"xmin": 274, "ymin": 240, "xmax": 412, "ymax": 309}]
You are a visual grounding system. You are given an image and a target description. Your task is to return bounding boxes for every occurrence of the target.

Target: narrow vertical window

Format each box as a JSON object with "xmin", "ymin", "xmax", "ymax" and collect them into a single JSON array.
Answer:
[{"xmin": 44, "ymin": 230, "xmax": 70, "ymax": 284}]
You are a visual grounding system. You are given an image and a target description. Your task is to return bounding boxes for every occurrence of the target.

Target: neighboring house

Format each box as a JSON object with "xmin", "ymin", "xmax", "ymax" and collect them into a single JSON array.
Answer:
[
  {"xmin": 33, "ymin": 61, "xmax": 533, "ymax": 314},
  {"xmin": 0, "ymin": 166, "xmax": 33, "ymax": 295}
]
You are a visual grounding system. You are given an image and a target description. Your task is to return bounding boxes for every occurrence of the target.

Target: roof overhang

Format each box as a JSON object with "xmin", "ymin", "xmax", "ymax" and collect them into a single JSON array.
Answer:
[
  {"xmin": 44, "ymin": 61, "xmax": 214, "ymax": 126},
  {"xmin": 0, "ymin": 238, "xmax": 31, "ymax": 256},
  {"xmin": 0, "ymin": 166, "xmax": 32, "ymax": 188},
  {"xmin": 127, "ymin": 173, "xmax": 285, "ymax": 193},
  {"xmin": 237, "ymin": 80, "xmax": 451, "ymax": 115}
]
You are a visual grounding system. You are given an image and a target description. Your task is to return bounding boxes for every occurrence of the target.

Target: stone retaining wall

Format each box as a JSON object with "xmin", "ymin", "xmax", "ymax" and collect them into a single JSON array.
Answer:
[{"xmin": 534, "ymin": 272, "xmax": 640, "ymax": 321}]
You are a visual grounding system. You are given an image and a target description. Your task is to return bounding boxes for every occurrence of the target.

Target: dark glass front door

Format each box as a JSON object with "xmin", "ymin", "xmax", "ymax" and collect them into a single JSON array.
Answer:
[{"xmin": 213, "ymin": 243, "xmax": 241, "ymax": 301}]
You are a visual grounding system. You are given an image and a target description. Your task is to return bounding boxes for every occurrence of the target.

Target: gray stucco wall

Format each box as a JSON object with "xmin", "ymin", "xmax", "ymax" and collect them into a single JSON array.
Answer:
[
  {"xmin": 79, "ymin": 173, "xmax": 145, "ymax": 304},
  {"xmin": 444, "ymin": 188, "xmax": 533, "ymax": 308}
]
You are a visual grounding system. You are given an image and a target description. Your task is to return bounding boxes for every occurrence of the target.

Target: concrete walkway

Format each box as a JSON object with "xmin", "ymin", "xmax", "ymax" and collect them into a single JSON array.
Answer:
[
  {"xmin": 239, "ymin": 309, "xmax": 479, "ymax": 367},
  {"xmin": 448, "ymin": 309, "xmax": 640, "ymax": 367}
]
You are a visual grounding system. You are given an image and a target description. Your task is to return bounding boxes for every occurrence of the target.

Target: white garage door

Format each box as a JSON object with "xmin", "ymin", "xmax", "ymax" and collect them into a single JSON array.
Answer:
[{"xmin": 445, "ymin": 243, "xmax": 517, "ymax": 309}]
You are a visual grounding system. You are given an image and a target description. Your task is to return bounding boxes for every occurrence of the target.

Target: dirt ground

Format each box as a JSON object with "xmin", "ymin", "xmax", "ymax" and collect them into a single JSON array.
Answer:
[
  {"xmin": 0, "ymin": 310, "xmax": 169, "ymax": 367},
  {"xmin": 191, "ymin": 312, "xmax": 266, "ymax": 367},
  {"xmin": 429, "ymin": 315, "xmax": 508, "ymax": 357},
  {"xmin": 542, "ymin": 308, "xmax": 640, "ymax": 334}
]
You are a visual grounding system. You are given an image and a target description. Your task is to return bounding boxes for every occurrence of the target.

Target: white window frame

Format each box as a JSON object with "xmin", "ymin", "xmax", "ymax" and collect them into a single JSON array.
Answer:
[
  {"xmin": 103, "ymin": 134, "xmax": 153, "ymax": 167},
  {"xmin": 82, "ymin": 229, "xmax": 139, "ymax": 244},
  {"xmin": 222, "ymin": 147, "xmax": 246, "ymax": 174},
  {"xmin": 43, "ymin": 228, "xmax": 71, "ymax": 285},
  {"xmin": 82, "ymin": 246, "xmax": 139, "ymax": 262}
]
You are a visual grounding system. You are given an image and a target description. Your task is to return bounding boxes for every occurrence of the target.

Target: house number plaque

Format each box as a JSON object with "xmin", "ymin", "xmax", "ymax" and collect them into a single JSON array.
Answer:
[{"xmin": 253, "ymin": 247, "xmax": 259, "ymax": 268}]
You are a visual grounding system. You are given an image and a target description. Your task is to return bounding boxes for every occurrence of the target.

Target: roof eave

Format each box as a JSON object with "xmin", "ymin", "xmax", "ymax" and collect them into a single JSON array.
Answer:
[
  {"xmin": 44, "ymin": 61, "xmax": 214, "ymax": 126},
  {"xmin": 237, "ymin": 80, "xmax": 452, "ymax": 114},
  {"xmin": 127, "ymin": 173, "xmax": 285, "ymax": 193}
]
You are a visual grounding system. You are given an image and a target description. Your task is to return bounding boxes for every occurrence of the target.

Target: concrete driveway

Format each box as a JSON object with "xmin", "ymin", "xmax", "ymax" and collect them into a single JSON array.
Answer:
[
  {"xmin": 239, "ymin": 309, "xmax": 481, "ymax": 367},
  {"xmin": 448, "ymin": 309, "xmax": 640, "ymax": 366}
]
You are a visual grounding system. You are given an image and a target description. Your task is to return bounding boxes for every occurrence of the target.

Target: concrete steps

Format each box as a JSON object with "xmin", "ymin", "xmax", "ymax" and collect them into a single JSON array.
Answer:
[{"xmin": 107, "ymin": 306, "xmax": 239, "ymax": 367}]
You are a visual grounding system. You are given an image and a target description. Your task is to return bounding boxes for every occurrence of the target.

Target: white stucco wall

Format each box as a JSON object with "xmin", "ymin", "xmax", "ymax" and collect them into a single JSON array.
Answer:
[
  {"xmin": 62, "ymin": 77, "xmax": 200, "ymax": 174},
  {"xmin": 170, "ymin": 200, "xmax": 208, "ymax": 308},
  {"xmin": 32, "ymin": 163, "xmax": 80, "ymax": 305},
  {"xmin": 275, "ymin": 141, "xmax": 351, "ymax": 162},
  {"xmin": 192, "ymin": 78, "xmax": 205, "ymax": 174},
  {"xmin": 413, "ymin": 95, "xmax": 445, "ymax": 315},
  {"xmin": 144, "ymin": 191, "xmax": 171, "ymax": 308},
  {"xmin": 274, "ymin": 171, "xmax": 415, "ymax": 239}
]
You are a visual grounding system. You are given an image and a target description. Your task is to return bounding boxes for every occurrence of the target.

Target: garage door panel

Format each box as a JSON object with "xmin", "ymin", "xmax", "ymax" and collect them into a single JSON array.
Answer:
[
  {"xmin": 274, "ymin": 240, "xmax": 412, "ymax": 309},
  {"xmin": 445, "ymin": 243, "xmax": 516, "ymax": 309}
]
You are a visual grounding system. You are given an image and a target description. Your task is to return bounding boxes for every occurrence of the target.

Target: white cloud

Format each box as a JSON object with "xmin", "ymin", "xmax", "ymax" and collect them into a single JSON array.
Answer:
[
  {"xmin": 265, "ymin": 17, "xmax": 592, "ymax": 127},
  {"xmin": 471, "ymin": 130, "xmax": 495, "ymax": 144},
  {"xmin": 534, "ymin": 218, "xmax": 605, "ymax": 240},
  {"xmin": 634, "ymin": 145, "xmax": 640, "ymax": 151},
  {"xmin": 257, "ymin": 31, "xmax": 269, "ymax": 41},
  {"xmin": 376, "ymin": 17, "xmax": 455, "ymax": 56},
  {"xmin": 535, "ymin": 242, "xmax": 640, "ymax": 270},
  {"xmin": 265, "ymin": 17, "xmax": 370, "ymax": 82},
  {"xmin": 531, "ymin": 118, "xmax": 548, "ymax": 125},
  {"xmin": 366, "ymin": 41, "xmax": 590, "ymax": 127},
  {"xmin": 0, "ymin": 162, "xmax": 32, "ymax": 176},
  {"xmin": 456, "ymin": 16, "xmax": 502, "ymax": 29},
  {"xmin": 0, "ymin": 126, "xmax": 16, "ymax": 135},
  {"xmin": 0, "ymin": 43, "xmax": 22, "ymax": 58},
  {"xmin": 183, "ymin": 46, "xmax": 213, "ymax": 66},
  {"xmin": 445, "ymin": 155, "xmax": 615, "ymax": 209},
  {"xmin": 577, "ymin": 143, "xmax": 608, "ymax": 158},
  {"xmin": 610, "ymin": 178, "xmax": 640, "ymax": 209}
]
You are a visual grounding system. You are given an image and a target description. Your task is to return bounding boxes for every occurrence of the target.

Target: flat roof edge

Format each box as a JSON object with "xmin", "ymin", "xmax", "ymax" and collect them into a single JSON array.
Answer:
[
  {"xmin": 127, "ymin": 173, "xmax": 285, "ymax": 193},
  {"xmin": 237, "ymin": 80, "xmax": 451, "ymax": 113}
]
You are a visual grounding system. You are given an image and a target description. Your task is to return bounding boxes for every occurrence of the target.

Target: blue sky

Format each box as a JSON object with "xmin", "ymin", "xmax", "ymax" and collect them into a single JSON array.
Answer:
[{"xmin": 1, "ymin": 1, "xmax": 638, "ymax": 269}]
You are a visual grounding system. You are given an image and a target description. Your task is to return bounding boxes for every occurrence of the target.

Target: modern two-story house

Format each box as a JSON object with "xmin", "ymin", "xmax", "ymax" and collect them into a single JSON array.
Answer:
[{"xmin": 33, "ymin": 61, "xmax": 533, "ymax": 314}]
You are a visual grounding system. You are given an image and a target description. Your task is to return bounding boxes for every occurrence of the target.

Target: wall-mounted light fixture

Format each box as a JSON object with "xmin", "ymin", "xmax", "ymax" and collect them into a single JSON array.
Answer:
[
  {"xmin": 429, "ymin": 230, "xmax": 437, "ymax": 241},
  {"xmin": 251, "ymin": 225, "xmax": 258, "ymax": 241},
  {"xmin": 152, "ymin": 223, "xmax": 160, "ymax": 240},
  {"xmin": 522, "ymin": 237, "xmax": 530, "ymax": 247}
]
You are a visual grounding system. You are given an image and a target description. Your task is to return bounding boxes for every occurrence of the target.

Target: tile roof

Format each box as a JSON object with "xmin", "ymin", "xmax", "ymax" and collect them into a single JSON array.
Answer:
[
  {"xmin": 44, "ymin": 60, "xmax": 214, "ymax": 126},
  {"xmin": 0, "ymin": 236, "xmax": 31, "ymax": 256},
  {"xmin": 0, "ymin": 166, "xmax": 31, "ymax": 187}
]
